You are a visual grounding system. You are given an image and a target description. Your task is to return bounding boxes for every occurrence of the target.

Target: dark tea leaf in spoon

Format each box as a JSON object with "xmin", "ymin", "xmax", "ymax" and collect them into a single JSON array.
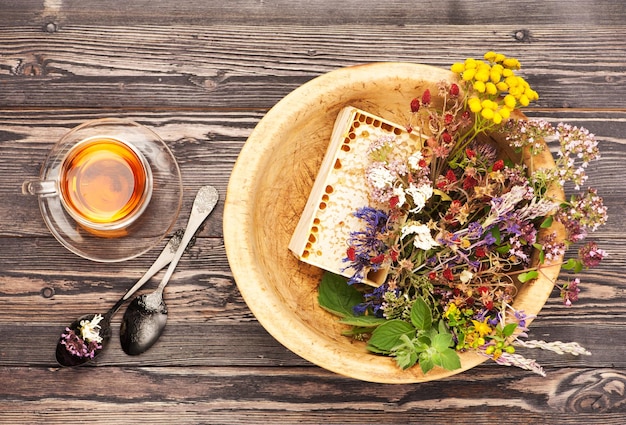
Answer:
[{"xmin": 55, "ymin": 313, "xmax": 111, "ymax": 367}]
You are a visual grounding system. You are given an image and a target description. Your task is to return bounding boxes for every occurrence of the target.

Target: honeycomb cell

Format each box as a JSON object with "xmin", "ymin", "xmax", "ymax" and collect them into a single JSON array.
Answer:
[{"xmin": 381, "ymin": 122, "xmax": 393, "ymax": 132}]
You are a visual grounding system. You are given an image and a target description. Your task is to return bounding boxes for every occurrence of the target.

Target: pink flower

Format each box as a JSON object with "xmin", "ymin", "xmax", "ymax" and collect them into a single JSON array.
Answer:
[{"xmin": 579, "ymin": 241, "xmax": 607, "ymax": 268}]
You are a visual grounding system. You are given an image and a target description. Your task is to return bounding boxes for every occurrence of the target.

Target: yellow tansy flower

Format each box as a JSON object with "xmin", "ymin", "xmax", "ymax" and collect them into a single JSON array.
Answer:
[
  {"xmin": 468, "ymin": 97, "xmax": 482, "ymax": 112},
  {"xmin": 462, "ymin": 68, "xmax": 477, "ymax": 81},
  {"xmin": 503, "ymin": 94, "xmax": 516, "ymax": 109},
  {"xmin": 473, "ymin": 80, "xmax": 486, "ymax": 93},
  {"xmin": 451, "ymin": 62, "xmax": 465, "ymax": 73}
]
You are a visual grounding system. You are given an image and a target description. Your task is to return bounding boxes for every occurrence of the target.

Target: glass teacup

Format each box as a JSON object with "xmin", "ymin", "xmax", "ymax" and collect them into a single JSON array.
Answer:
[{"xmin": 23, "ymin": 118, "xmax": 183, "ymax": 262}]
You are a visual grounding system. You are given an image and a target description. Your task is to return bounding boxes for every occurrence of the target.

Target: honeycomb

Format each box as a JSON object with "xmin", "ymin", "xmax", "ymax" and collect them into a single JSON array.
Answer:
[{"xmin": 289, "ymin": 107, "xmax": 424, "ymax": 287}]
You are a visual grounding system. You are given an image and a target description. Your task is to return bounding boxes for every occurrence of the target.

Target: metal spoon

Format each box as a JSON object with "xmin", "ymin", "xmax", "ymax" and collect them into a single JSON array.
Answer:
[
  {"xmin": 55, "ymin": 231, "xmax": 185, "ymax": 367},
  {"xmin": 119, "ymin": 185, "xmax": 219, "ymax": 355}
]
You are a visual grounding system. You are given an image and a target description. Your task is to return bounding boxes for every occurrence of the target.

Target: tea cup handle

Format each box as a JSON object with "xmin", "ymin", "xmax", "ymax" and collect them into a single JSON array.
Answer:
[{"xmin": 22, "ymin": 180, "xmax": 58, "ymax": 196}]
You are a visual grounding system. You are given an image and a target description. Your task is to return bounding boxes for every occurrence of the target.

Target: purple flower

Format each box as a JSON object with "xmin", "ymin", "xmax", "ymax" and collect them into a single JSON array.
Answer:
[
  {"xmin": 467, "ymin": 221, "xmax": 484, "ymax": 239},
  {"xmin": 60, "ymin": 327, "xmax": 102, "ymax": 359},
  {"xmin": 343, "ymin": 207, "xmax": 390, "ymax": 284},
  {"xmin": 353, "ymin": 283, "xmax": 390, "ymax": 317},
  {"xmin": 561, "ymin": 278, "xmax": 581, "ymax": 306}
]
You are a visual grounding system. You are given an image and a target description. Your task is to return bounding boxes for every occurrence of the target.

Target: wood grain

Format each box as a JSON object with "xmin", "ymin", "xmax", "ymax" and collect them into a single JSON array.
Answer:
[
  {"xmin": 2, "ymin": 0, "xmax": 626, "ymax": 26},
  {"xmin": 1, "ymin": 0, "xmax": 625, "ymax": 422},
  {"xmin": 0, "ymin": 25, "xmax": 624, "ymax": 109}
]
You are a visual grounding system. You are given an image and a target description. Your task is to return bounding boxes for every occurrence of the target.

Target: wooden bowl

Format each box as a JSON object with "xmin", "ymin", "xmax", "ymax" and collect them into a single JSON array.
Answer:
[{"xmin": 224, "ymin": 63, "xmax": 564, "ymax": 383}]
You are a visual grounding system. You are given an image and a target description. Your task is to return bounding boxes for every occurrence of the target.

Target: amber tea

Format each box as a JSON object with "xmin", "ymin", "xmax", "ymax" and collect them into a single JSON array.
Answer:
[{"xmin": 59, "ymin": 137, "xmax": 152, "ymax": 229}]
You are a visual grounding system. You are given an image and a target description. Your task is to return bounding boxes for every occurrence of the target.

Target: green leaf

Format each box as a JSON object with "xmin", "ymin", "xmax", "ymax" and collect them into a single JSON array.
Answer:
[
  {"xmin": 339, "ymin": 315, "xmax": 387, "ymax": 327},
  {"xmin": 395, "ymin": 347, "xmax": 418, "ymax": 370},
  {"xmin": 431, "ymin": 332, "xmax": 454, "ymax": 352},
  {"xmin": 438, "ymin": 319, "xmax": 448, "ymax": 335},
  {"xmin": 410, "ymin": 297, "xmax": 433, "ymax": 331},
  {"xmin": 502, "ymin": 322, "xmax": 518, "ymax": 337},
  {"xmin": 438, "ymin": 348, "xmax": 462, "ymax": 371},
  {"xmin": 540, "ymin": 216, "xmax": 554, "ymax": 228},
  {"xmin": 562, "ymin": 258, "xmax": 584, "ymax": 273},
  {"xmin": 496, "ymin": 244, "xmax": 511, "ymax": 254},
  {"xmin": 415, "ymin": 334, "xmax": 432, "ymax": 352},
  {"xmin": 491, "ymin": 227, "xmax": 501, "ymax": 245},
  {"xmin": 367, "ymin": 320, "xmax": 416, "ymax": 352},
  {"xmin": 317, "ymin": 272, "xmax": 363, "ymax": 317},
  {"xmin": 392, "ymin": 334, "xmax": 419, "ymax": 370},
  {"xmin": 419, "ymin": 352, "xmax": 435, "ymax": 374},
  {"xmin": 518, "ymin": 270, "xmax": 539, "ymax": 283}
]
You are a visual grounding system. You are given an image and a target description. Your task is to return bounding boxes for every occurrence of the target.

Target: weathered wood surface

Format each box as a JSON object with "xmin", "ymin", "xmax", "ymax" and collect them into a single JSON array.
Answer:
[{"xmin": 0, "ymin": 1, "xmax": 625, "ymax": 423}]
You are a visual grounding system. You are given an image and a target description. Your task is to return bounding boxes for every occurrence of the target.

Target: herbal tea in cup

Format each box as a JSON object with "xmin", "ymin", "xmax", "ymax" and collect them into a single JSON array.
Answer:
[
  {"xmin": 22, "ymin": 118, "xmax": 183, "ymax": 262},
  {"xmin": 59, "ymin": 137, "xmax": 152, "ymax": 230}
]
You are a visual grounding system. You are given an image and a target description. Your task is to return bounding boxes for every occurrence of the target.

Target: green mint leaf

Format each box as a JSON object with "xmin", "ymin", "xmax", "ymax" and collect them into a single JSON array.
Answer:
[
  {"xmin": 339, "ymin": 315, "xmax": 387, "ymax": 327},
  {"xmin": 491, "ymin": 227, "xmax": 501, "ymax": 245},
  {"xmin": 438, "ymin": 348, "xmax": 462, "ymax": 371},
  {"xmin": 518, "ymin": 270, "xmax": 539, "ymax": 283},
  {"xmin": 502, "ymin": 322, "xmax": 518, "ymax": 337},
  {"xmin": 367, "ymin": 320, "xmax": 416, "ymax": 352},
  {"xmin": 431, "ymin": 332, "xmax": 454, "ymax": 352},
  {"xmin": 540, "ymin": 216, "xmax": 553, "ymax": 228},
  {"xmin": 419, "ymin": 352, "xmax": 435, "ymax": 374},
  {"xmin": 395, "ymin": 348, "xmax": 418, "ymax": 370},
  {"xmin": 392, "ymin": 334, "xmax": 419, "ymax": 370},
  {"xmin": 317, "ymin": 272, "xmax": 363, "ymax": 317},
  {"xmin": 562, "ymin": 258, "xmax": 584, "ymax": 273},
  {"xmin": 496, "ymin": 244, "xmax": 511, "ymax": 254},
  {"xmin": 438, "ymin": 319, "xmax": 449, "ymax": 335},
  {"xmin": 410, "ymin": 297, "xmax": 433, "ymax": 331},
  {"xmin": 562, "ymin": 258, "xmax": 577, "ymax": 269}
]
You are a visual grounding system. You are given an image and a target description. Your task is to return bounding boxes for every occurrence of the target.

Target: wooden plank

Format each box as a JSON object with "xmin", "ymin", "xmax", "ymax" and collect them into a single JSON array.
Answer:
[
  {"xmin": 0, "ymin": 239, "xmax": 622, "ymax": 367},
  {"xmin": 0, "ymin": 25, "xmax": 625, "ymax": 109},
  {"xmin": 1, "ymin": 0, "xmax": 625, "ymax": 26},
  {"xmin": 1, "ymin": 366, "xmax": 625, "ymax": 423}
]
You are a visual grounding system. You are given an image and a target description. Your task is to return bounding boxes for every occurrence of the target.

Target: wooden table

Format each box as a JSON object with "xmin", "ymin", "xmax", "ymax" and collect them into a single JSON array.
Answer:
[{"xmin": 1, "ymin": 1, "xmax": 625, "ymax": 423}]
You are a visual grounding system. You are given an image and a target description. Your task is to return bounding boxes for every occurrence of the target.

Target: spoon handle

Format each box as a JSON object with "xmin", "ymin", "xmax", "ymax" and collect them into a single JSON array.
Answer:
[
  {"xmin": 156, "ymin": 186, "xmax": 219, "ymax": 292},
  {"xmin": 106, "ymin": 233, "xmax": 182, "ymax": 317}
]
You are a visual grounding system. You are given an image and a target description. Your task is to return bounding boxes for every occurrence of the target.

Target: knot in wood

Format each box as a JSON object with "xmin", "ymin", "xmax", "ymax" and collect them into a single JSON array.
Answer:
[
  {"xmin": 43, "ymin": 22, "xmax": 59, "ymax": 33},
  {"xmin": 513, "ymin": 29, "xmax": 531, "ymax": 42},
  {"xmin": 41, "ymin": 287, "xmax": 55, "ymax": 299}
]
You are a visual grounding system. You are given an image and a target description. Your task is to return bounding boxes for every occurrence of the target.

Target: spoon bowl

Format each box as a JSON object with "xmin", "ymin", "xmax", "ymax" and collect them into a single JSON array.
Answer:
[
  {"xmin": 56, "ymin": 313, "xmax": 112, "ymax": 367},
  {"xmin": 119, "ymin": 185, "xmax": 219, "ymax": 356},
  {"xmin": 118, "ymin": 292, "xmax": 167, "ymax": 355}
]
